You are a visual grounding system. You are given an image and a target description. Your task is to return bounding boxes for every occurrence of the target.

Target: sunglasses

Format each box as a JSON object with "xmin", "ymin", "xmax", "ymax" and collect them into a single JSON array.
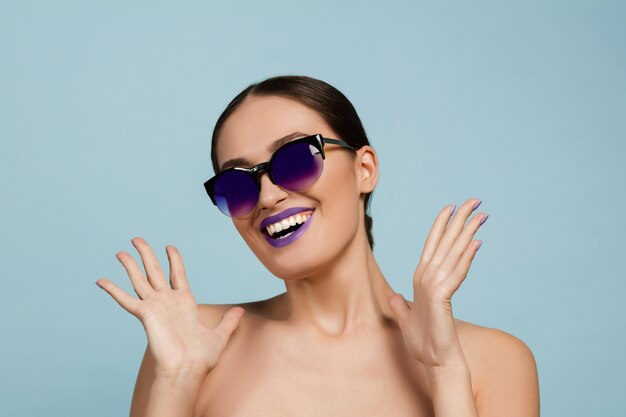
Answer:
[{"xmin": 204, "ymin": 134, "xmax": 357, "ymax": 217}]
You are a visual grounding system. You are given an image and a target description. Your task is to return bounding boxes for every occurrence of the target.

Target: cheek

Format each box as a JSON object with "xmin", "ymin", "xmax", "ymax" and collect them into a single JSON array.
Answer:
[
  {"xmin": 227, "ymin": 157, "xmax": 363, "ymax": 279},
  {"xmin": 320, "ymin": 156, "xmax": 359, "ymax": 207},
  {"xmin": 313, "ymin": 158, "xmax": 362, "ymax": 236}
]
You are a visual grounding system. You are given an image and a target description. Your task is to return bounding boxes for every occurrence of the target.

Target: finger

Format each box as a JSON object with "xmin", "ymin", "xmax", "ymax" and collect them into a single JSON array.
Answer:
[
  {"xmin": 116, "ymin": 251, "xmax": 153, "ymax": 299},
  {"xmin": 430, "ymin": 198, "xmax": 482, "ymax": 266},
  {"xmin": 438, "ymin": 211, "xmax": 488, "ymax": 277},
  {"xmin": 444, "ymin": 240, "xmax": 482, "ymax": 294},
  {"xmin": 96, "ymin": 278, "xmax": 141, "ymax": 316},
  {"xmin": 166, "ymin": 245, "xmax": 190, "ymax": 291},
  {"xmin": 388, "ymin": 293, "xmax": 411, "ymax": 327},
  {"xmin": 418, "ymin": 204, "xmax": 457, "ymax": 266},
  {"xmin": 131, "ymin": 237, "xmax": 168, "ymax": 290},
  {"xmin": 213, "ymin": 307, "xmax": 245, "ymax": 342}
]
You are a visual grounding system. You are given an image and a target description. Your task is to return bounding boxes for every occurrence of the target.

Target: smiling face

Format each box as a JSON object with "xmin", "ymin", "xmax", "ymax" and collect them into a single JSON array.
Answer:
[{"xmin": 214, "ymin": 95, "xmax": 374, "ymax": 280}]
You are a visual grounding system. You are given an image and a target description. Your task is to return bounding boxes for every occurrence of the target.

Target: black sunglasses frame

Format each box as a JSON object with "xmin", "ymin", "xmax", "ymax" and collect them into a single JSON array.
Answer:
[{"xmin": 203, "ymin": 134, "xmax": 357, "ymax": 207}]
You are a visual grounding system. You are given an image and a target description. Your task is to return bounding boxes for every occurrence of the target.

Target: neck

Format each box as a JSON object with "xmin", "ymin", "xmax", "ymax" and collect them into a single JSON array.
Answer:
[{"xmin": 279, "ymin": 234, "xmax": 398, "ymax": 337}]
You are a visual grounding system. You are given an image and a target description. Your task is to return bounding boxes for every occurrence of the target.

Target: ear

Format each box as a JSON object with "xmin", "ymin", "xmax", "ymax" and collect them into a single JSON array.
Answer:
[{"xmin": 355, "ymin": 145, "xmax": 379, "ymax": 194}]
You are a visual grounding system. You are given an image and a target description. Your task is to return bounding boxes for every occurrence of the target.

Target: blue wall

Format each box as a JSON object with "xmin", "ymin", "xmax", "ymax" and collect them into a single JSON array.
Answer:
[{"xmin": 1, "ymin": 1, "xmax": 624, "ymax": 415}]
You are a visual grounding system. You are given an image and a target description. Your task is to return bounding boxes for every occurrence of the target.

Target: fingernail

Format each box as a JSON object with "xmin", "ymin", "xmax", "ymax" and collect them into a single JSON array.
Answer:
[
  {"xmin": 472, "ymin": 200, "xmax": 482, "ymax": 211},
  {"xmin": 449, "ymin": 204, "xmax": 456, "ymax": 216},
  {"xmin": 95, "ymin": 280, "xmax": 103, "ymax": 289},
  {"xmin": 479, "ymin": 213, "xmax": 489, "ymax": 225},
  {"xmin": 475, "ymin": 241, "xmax": 483, "ymax": 251}
]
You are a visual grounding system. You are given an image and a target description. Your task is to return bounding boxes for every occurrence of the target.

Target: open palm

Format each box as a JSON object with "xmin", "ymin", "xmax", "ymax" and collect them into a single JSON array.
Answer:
[
  {"xmin": 96, "ymin": 237, "xmax": 244, "ymax": 379},
  {"xmin": 388, "ymin": 198, "xmax": 488, "ymax": 368}
]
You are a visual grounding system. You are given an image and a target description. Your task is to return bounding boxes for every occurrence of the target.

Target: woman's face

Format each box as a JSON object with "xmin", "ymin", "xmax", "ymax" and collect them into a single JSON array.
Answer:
[{"xmin": 214, "ymin": 95, "xmax": 374, "ymax": 280}]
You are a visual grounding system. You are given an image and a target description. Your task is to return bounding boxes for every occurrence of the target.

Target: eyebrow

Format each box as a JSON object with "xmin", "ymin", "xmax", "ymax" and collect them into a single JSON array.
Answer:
[{"xmin": 219, "ymin": 131, "xmax": 310, "ymax": 171}]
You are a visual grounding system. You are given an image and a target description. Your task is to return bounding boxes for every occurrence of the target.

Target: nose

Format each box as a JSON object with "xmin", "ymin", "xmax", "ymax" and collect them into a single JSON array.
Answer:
[{"xmin": 257, "ymin": 172, "xmax": 288, "ymax": 210}]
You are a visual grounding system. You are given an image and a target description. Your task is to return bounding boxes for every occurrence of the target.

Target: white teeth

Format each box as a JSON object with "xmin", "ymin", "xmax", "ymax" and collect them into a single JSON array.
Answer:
[{"xmin": 265, "ymin": 212, "xmax": 313, "ymax": 236}]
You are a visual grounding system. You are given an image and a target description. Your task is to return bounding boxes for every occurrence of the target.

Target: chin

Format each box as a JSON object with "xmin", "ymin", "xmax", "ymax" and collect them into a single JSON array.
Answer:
[
  {"xmin": 257, "ymin": 240, "xmax": 327, "ymax": 280},
  {"xmin": 268, "ymin": 263, "xmax": 317, "ymax": 281},
  {"xmin": 238, "ymin": 206, "xmax": 361, "ymax": 279},
  {"xmin": 257, "ymin": 231, "xmax": 357, "ymax": 281}
]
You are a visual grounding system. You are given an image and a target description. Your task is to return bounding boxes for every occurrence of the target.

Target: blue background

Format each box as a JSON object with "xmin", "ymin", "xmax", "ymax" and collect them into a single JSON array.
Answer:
[{"xmin": 1, "ymin": 1, "xmax": 624, "ymax": 416}]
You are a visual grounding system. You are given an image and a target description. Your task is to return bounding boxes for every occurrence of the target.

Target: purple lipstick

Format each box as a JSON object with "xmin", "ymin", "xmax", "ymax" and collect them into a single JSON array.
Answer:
[{"xmin": 261, "ymin": 207, "xmax": 315, "ymax": 248}]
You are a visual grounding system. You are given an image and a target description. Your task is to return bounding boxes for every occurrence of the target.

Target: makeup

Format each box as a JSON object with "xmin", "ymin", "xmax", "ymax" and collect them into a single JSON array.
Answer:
[
  {"xmin": 260, "ymin": 206, "xmax": 313, "ymax": 231},
  {"xmin": 263, "ymin": 211, "xmax": 314, "ymax": 248}
]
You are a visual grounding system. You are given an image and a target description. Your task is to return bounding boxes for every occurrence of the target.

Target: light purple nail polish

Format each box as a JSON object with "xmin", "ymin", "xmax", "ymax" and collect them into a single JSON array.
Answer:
[
  {"xmin": 449, "ymin": 204, "xmax": 456, "ymax": 216},
  {"xmin": 479, "ymin": 213, "xmax": 489, "ymax": 225},
  {"xmin": 476, "ymin": 241, "xmax": 483, "ymax": 251},
  {"xmin": 472, "ymin": 200, "xmax": 482, "ymax": 211}
]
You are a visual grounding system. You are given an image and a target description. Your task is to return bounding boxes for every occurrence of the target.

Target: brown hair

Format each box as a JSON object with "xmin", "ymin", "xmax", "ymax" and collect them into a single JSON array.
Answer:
[{"xmin": 210, "ymin": 75, "xmax": 375, "ymax": 250}]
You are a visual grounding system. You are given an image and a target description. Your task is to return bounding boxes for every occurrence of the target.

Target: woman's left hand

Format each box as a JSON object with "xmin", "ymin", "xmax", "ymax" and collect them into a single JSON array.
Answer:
[{"xmin": 387, "ymin": 197, "xmax": 489, "ymax": 370}]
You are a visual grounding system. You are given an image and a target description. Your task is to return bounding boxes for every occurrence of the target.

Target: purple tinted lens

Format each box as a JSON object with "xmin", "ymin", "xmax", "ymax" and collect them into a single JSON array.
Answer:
[
  {"xmin": 213, "ymin": 170, "xmax": 259, "ymax": 217},
  {"xmin": 272, "ymin": 142, "xmax": 323, "ymax": 190}
]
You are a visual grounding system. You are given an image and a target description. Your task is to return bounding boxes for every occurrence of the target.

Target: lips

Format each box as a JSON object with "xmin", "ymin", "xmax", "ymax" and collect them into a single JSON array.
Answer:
[
  {"xmin": 261, "ymin": 207, "xmax": 315, "ymax": 248},
  {"xmin": 259, "ymin": 206, "xmax": 315, "ymax": 231},
  {"xmin": 263, "ymin": 210, "xmax": 315, "ymax": 248}
]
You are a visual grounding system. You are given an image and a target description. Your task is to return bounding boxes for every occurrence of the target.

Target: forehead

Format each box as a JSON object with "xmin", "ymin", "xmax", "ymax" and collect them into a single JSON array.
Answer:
[{"xmin": 216, "ymin": 95, "xmax": 333, "ymax": 168}]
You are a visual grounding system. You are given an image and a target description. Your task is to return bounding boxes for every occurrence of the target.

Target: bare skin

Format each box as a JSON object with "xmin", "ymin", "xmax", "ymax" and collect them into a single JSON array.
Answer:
[
  {"xmin": 98, "ymin": 95, "xmax": 539, "ymax": 416},
  {"xmin": 192, "ymin": 297, "xmax": 537, "ymax": 417}
]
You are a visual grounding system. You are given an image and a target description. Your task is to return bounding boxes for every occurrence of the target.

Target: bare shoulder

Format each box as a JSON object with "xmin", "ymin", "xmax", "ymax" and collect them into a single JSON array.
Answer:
[
  {"xmin": 455, "ymin": 319, "xmax": 536, "ymax": 364},
  {"xmin": 197, "ymin": 293, "xmax": 285, "ymax": 327},
  {"xmin": 454, "ymin": 319, "xmax": 540, "ymax": 415},
  {"xmin": 130, "ymin": 300, "xmax": 273, "ymax": 417},
  {"xmin": 197, "ymin": 303, "xmax": 235, "ymax": 328}
]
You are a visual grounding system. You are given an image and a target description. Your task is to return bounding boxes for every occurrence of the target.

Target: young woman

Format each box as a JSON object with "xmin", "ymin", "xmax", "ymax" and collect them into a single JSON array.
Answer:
[{"xmin": 96, "ymin": 75, "xmax": 540, "ymax": 417}]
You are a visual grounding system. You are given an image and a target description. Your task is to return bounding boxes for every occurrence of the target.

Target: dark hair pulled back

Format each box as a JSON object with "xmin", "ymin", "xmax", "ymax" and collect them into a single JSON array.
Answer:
[{"xmin": 210, "ymin": 75, "xmax": 374, "ymax": 250}]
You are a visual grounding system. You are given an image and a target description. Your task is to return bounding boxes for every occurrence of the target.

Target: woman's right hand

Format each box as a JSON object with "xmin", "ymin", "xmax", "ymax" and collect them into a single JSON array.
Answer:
[{"xmin": 96, "ymin": 237, "xmax": 245, "ymax": 380}]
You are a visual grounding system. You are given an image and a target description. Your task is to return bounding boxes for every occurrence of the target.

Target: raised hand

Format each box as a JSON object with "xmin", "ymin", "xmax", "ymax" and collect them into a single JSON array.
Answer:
[
  {"xmin": 96, "ymin": 237, "xmax": 245, "ymax": 380},
  {"xmin": 388, "ymin": 198, "xmax": 488, "ymax": 369}
]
